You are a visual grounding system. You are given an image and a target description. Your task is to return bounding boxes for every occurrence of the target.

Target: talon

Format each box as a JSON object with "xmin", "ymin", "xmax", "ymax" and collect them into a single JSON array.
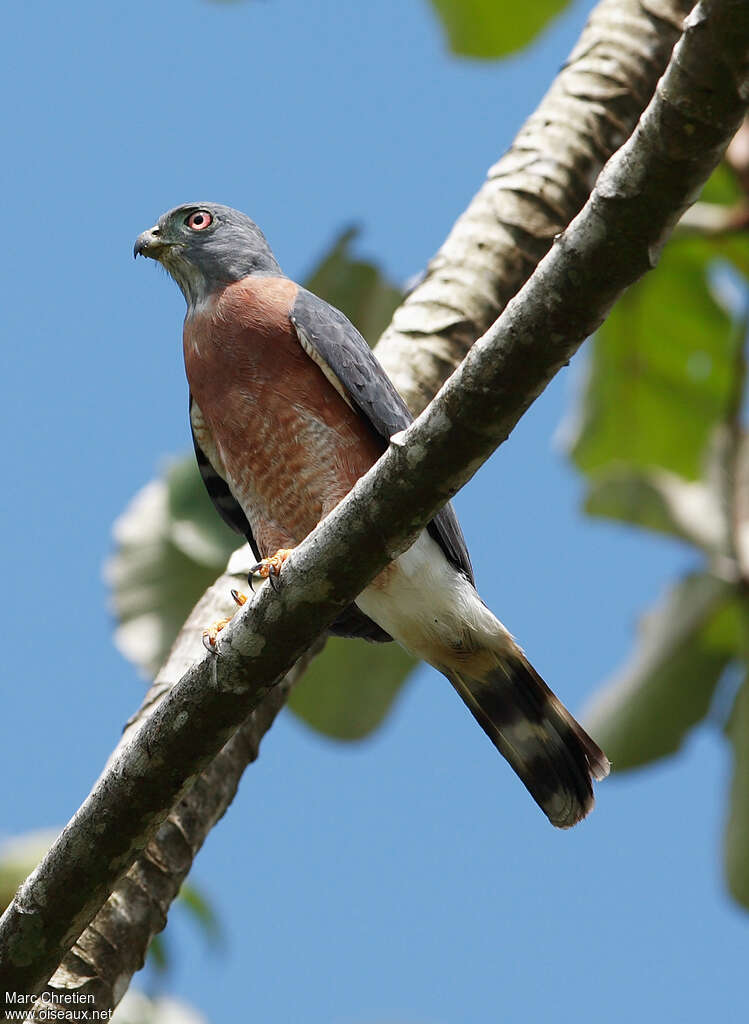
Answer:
[
  {"xmin": 202, "ymin": 616, "xmax": 232, "ymax": 652},
  {"xmin": 203, "ymin": 587, "xmax": 249, "ymax": 651},
  {"xmin": 248, "ymin": 548, "xmax": 293, "ymax": 587}
]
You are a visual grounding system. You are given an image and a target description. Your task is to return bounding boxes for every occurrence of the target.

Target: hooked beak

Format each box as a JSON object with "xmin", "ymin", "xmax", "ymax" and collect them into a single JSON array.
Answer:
[{"xmin": 134, "ymin": 225, "xmax": 171, "ymax": 260}]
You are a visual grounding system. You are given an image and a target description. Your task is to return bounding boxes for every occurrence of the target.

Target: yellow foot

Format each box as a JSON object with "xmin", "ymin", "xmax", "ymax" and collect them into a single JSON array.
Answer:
[
  {"xmin": 202, "ymin": 589, "xmax": 249, "ymax": 651},
  {"xmin": 249, "ymin": 548, "xmax": 293, "ymax": 591}
]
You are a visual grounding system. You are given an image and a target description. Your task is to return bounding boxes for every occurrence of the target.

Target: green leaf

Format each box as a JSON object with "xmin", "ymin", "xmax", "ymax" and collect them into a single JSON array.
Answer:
[
  {"xmin": 106, "ymin": 460, "xmax": 241, "ymax": 678},
  {"xmin": 303, "ymin": 227, "xmax": 402, "ymax": 345},
  {"xmin": 287, "ymin": 637, "xmax": 418, "ymax": 741},
  {"xmin": 567, "ymin": 238, "xmax": 739, "ymax": 480},
  {"xmin": 724, "ymin": 672, "xmax": 749, "ymax": 910},
  {"xmin": 583, "ymin": 467, "xmax": 723, "ymax": 551},
  {"xmin": 429, "ymin": 0, "xmax": 570, "ymax": 58},
  {"xmin": 582, "ymin": 574, "xmax": 742, "ymax": 770},
  {"xmin": 178, "ymin": 881, "xmax": 221, "ymax": 942},
  {"xmin": 146, "ymin": 882, "xmax": 222, "ymax": 976},
  {"xmin": 700, "ymin": 162, "xmax": 744, "ymax": 207},
  {"xmin": 146, "ymin": 934, "xmax": 169, "ymax": 974}
]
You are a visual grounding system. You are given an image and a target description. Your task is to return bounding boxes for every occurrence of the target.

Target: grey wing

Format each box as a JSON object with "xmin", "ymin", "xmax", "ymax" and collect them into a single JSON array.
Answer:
[
  {"xmin": 190, "ymin": 395, "xmax": 392, "ymax": 643},
  {"xmin": 290, "ymin": 287, "xmax": 474, "ymax": 585}
]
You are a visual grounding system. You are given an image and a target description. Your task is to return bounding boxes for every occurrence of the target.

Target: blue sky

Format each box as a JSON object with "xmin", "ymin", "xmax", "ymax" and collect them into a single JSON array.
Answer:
[{"xmin": 2, "ymin": 0, "xmax": 746, "ymax": 1021}]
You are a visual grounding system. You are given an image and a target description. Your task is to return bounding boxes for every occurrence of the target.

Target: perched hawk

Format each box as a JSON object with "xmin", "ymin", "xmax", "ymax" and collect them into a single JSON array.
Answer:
[{"xmin": 135, "ymin": 202, "xmax": 609, "ymax": 827}]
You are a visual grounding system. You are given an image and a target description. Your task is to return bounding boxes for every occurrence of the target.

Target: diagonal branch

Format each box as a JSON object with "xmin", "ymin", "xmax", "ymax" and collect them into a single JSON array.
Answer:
[
  {"xmin": 375, "ymin": 0, "xmax": 695, "ymax": 412},
  {"xmin": 1, "ymin": 0, "xmax": 709, "ymax": 1016},
  {"xmin": 24, "ymin": 2, "xmax": 694, "ymax": 1014},
  {"xmin": 12, "ymin": 0, "xmax": 742, "ymax": 1013}
]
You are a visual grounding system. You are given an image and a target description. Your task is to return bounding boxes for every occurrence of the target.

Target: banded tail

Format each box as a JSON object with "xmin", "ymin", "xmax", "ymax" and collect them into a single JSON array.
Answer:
[
  {"xmin": 446, "ymin": 649, "xmax": 610, "ymax": 828},
  {"xmin": 356, "ymin": 532, "xmax": 609, "ymax": 828}
]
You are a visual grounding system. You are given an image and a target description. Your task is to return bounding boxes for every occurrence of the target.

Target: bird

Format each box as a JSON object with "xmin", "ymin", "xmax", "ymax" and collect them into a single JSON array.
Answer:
[{"xmin": 134, "ymin": 202, "xmax": 609, "ymax": 827}]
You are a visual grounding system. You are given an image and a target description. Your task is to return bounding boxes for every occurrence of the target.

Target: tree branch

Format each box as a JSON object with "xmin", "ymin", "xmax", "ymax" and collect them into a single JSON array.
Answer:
[
  {"xmin": 21, "ymin": 573, "xmax": 325, "ymax": 1017},
  {"xmin": 1, "ymin": 0, "xmax": 709, "ymax": 1016},
  {"xmin": 375, "ymin": 0, "xmax": 694, "ymax": 411}
]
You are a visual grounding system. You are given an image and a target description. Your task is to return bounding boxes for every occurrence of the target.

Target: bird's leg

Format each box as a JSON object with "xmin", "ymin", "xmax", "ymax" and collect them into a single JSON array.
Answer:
[
  {"xmin": 248, "ymin": 548, "xmax": 294, "ymax": 593},
  {"xmin": 202, "ymin": 550, "xmax": 292, "ymax": 651},
  {"xmin": 202, "ymin": 588, "xmax": 248, "ymax": 651}
]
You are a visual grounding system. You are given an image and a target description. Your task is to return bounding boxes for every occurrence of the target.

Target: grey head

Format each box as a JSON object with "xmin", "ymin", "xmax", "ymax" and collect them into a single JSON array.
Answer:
[{"xmin": 134, "ymin": 202, "xmax": 283, "ymax": 310}]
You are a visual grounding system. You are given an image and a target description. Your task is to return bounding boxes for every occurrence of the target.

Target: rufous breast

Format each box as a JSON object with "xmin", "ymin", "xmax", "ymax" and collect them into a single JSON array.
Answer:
[{"xmin": 184, "ymin": 276, "xmax": 384, "ymax": 553}]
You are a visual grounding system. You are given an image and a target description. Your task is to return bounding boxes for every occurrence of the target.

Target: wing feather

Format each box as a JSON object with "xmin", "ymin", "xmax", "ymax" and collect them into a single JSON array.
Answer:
[{"xmin": 290, "ymin": 287, "xmax": 474, "ymax": 585}]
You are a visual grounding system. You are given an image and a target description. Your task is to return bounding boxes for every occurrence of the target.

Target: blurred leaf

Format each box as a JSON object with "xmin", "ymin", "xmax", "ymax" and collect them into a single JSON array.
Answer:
[
  {"xmin": 724, "ymin": 670, "xmax": 749, "ymax": 909},
  {"xmin": 106, "ymin": 464, "xmax": 241, "ymax": 678},
  {"xmin": 584, "ymin": 467, "xmax": 723, "ymax": 552},
  {"xmin": 288, "ymin": 637, "xmax": 417, "ymax": 740},
  {"xmin": 582, "ymin": 574, "xmax": 743, "ymax": 770},
  {"xmin": 303, "ymin": 227, "xmax": 402, "ymax": 344},
  {"xmin": 429, "ymin": 0, "xmax": 569, "ymax": 58},
  {"xmin": 167, "ymin": 458, "xmax": 241, "ymax": 566},
  {"xmin": 737, "ymin": 436, "xmax": 749, "ymax": 577},
  {"xmin": 704, "ymin": 233, "xmax": 749, "ymax": 281},
  {"xmin": 700, "ymin": 162, "xmax": 744, "ymax": 207},
  {"xmin": 0, "ymin": 830, "xmax": 59, "ymax": 912},
  {"xmin": 567, "ymin": 238, "xmax": 739, "ymax": 480},
  {"xmin": 201, "ymin": 0, "xmax": 567, "ymax": 58},
  {"xmin": 178, "ymin": 881, "xmax": 221, "ymax": 942},
  {"xmin": 146, "ymin": 879, "xmax": 222, "ymax": 975},
  {"xmin": 147, "ymin": 934, "xmax": 168, "ymax": 974},
  {"xmin": 704, "ymin": 424, "xmax": 749, "ymax": 580}
]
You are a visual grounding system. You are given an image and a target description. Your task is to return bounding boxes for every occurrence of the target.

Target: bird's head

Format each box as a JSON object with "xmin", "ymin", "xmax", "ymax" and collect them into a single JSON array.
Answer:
[{"xmin": 134, "ymin": 202, "xmax": 282, "ymax": 309}]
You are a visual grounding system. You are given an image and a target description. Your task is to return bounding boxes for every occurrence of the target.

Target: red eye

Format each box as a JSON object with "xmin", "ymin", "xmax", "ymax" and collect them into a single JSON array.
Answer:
[{"xmin": 186, "ymin": 210, "xmax": 213, "ymax": 231}]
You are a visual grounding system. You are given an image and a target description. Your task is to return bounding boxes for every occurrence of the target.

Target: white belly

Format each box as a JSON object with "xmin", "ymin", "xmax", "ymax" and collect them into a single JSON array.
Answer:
[{"xmin": 356, "ymin": 532, "xmax": 514, "ymax": 667}]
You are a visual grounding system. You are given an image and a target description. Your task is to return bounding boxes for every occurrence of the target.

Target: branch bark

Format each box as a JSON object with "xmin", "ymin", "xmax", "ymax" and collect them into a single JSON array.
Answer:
[
  {"xmin": 21, "ymin": 574, "xmax": 325, "ymax": 1017},
  {"xmin": 0, "ymin": 0, "xmax": 712, "ymax": 1016},
  {"xmin": 375, "ymin": 0, "xmax": 694, "ymax": 412}
]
